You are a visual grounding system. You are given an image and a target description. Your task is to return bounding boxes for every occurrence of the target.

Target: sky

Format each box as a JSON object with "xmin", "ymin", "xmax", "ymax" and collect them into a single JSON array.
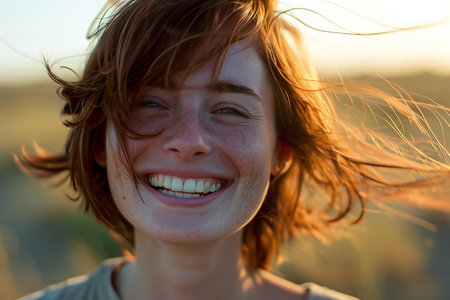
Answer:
[{"xmin": 1, "ymin": 0, "xmax": 449, "ymax": 84}]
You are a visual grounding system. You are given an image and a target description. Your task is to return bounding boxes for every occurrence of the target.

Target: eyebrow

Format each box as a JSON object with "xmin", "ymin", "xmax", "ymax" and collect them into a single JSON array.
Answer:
[
  {"xmin": 207, "ymin": 81, "xmax": 262, "ymax": 102},
  {"xmin": 163, "ymin": 80, "xmax": 262, "ymax": 102}
]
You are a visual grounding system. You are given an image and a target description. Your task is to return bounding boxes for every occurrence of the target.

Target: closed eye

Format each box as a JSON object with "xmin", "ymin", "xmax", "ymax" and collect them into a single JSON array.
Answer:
[
  {"xmin": 137, "ymin": 99, "xmax": 163, "ymax": 109},
  {"xmin": 141, "ymin": 102, "xmax": 160, "ymax": 108},
  {"xmin": 213, "ymin": 107, "xmax": 249, "ymax": 118},
  {"xmin": 131, "ymin": 96, "xmax": 171, "ymax": 123},
  {"xmin": 135, "ymin": 96, "xmax": 169, "ymax": 110}
]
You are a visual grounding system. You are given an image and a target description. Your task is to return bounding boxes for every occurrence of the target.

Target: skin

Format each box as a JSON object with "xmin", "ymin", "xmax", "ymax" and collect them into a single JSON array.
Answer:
[{"xmin": 104, "ymin": 42, "xmax": 306, "ymax": 300}]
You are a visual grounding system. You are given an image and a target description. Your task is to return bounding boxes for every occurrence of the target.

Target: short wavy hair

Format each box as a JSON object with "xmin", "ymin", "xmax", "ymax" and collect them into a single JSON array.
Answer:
[{"xmin": 17, "ymin": 0, "xmax": 449, "ymax": 270}]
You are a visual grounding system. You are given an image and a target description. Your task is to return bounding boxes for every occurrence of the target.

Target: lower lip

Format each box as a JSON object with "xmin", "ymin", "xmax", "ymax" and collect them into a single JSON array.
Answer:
[{"xmin": 143, "ymin": 181, "xmax": 226, "ymax": 208}]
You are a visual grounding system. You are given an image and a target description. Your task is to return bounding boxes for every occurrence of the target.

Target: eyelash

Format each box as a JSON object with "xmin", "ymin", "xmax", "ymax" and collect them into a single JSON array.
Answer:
[
  {"xmin": 136, "ymin": 97, "xmax": 167, "ymax": 109},
  {"xmin": 136, "ymin": 97, "xmax": 251, "ymax": 119},
  {"xmin": 213, "ymin": 106, "xmax": 249, "ymax": 118}
]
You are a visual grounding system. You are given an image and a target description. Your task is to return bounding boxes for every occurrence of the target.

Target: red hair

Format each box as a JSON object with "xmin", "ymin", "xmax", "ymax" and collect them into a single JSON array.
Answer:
[{"xmin": 16, "ymin": 0, "xmax": 449, "ymax": 270}]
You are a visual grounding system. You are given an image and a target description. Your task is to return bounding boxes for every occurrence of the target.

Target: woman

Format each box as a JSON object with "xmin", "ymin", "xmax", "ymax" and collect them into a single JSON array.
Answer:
[{"xmin": 17, "ymin": 0, "xmax": 448, "ymax": 299}]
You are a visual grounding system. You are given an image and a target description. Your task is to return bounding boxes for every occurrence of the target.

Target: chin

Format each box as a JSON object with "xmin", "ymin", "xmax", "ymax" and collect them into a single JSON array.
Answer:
[{"xmin": 134, "ymin": 214, "xmax": 247, "ymax": 246}]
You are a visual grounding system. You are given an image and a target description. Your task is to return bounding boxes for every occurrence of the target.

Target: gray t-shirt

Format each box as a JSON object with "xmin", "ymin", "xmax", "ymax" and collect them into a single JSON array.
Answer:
[{"xmin": 19, "ymin": 258, "xmax": 358, "ymax": 300}]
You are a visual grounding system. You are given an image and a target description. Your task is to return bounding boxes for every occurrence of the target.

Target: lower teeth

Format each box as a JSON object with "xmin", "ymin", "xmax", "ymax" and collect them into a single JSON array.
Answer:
[{"xmin": 156, "ymin": 188, "xmax": 204, "ymax": 198}]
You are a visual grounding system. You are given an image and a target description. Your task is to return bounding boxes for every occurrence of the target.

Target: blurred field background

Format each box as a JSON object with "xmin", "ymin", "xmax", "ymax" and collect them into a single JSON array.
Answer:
[{"xmin": 0, "ymin": 73, "xmax": 449, "ymax": 300}]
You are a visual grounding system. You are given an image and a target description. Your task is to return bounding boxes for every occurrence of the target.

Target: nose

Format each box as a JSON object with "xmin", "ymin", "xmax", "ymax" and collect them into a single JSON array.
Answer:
[{"xmin": 163, "ymin": 110, "xmax": 211, "ymax": 161}]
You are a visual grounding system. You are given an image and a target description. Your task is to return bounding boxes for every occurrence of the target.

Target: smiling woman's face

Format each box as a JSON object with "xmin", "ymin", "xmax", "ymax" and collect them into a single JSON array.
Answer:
[{"xmin": 105, "ymin": 42, "xmax": 280, "ymax": 244}]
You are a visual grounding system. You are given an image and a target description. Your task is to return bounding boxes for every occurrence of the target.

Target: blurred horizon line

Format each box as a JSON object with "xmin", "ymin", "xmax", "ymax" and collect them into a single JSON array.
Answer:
[{"xmin": 1, "ymin": 67, "xmax": 449, "ymax": 87}]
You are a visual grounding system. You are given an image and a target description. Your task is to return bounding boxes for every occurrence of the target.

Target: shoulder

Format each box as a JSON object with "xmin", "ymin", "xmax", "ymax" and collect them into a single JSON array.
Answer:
[
  {"xmin": 299, "ymin": 282, "xmax": 359, "ymax": 300},
  {"xmin": 252, "ymin": 270, "xmax": 306, "ymax": 300},
  {"xmin": 254, "ymin": 270, "xmax": 358, "ymax": 300},
  {"xmin": 18, "ymin": 258, "xmax": 125, "ymax": 300}
]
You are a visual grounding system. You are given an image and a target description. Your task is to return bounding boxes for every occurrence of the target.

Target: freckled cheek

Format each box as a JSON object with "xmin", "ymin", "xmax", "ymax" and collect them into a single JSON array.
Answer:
[
  {"xmin": 209, "ymin": 127, "xmax": 274, "ymax": 204},
  {"xmin": 106, "ymin": 147, "xmax": 137, "ymax": 204},
  {"xmin": 209, "ymin": 124, "xmax": 275, "ymax": 190},
  {"xmin": 208, "ymin": 125, "xmax": 274, "ymax": 164}
]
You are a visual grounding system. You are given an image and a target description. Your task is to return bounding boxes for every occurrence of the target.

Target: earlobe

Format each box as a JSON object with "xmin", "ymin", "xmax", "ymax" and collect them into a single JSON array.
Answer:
[
  {"xmin": 93, "ymin": 130, "xmax": 107, "ymax": 168},
  {"xmin": 271, "ymin": 142, "xmax": 293, "ymax": 176},
  {"xmin": 94, "ymin": 149, "xmax": 107, "ymax": 167}
]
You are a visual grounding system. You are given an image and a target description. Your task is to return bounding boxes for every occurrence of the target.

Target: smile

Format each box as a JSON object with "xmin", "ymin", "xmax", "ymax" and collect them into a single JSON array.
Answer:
[{"xmin": 148, "ymin": 174, "xmax": 224, "ymax": 198}]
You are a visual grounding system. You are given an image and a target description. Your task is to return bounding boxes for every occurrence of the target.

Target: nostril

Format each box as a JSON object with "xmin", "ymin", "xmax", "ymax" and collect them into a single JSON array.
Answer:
[
  {"xmin": 164, "ymin": 137, "xmax": 211, "ymax": 160},
  {"xmin": 162, "ymin": 116, "xmax": 211, "ymax": 160}
]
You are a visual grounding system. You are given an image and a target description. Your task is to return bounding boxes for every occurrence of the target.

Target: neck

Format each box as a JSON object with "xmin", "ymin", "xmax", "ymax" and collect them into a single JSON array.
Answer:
[{"xmin": 118, "ymin": 230, "xmax": 256, "ymax": 300}]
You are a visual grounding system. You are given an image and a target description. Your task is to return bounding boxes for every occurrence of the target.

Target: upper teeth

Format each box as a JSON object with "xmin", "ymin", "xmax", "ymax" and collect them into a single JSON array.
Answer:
[{"xmin": 148, "ymin": 174, "xmax": 223, "ymax": 195}]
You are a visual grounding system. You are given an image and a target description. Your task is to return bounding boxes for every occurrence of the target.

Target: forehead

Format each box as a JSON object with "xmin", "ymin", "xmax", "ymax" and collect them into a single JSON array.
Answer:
[{"xmin": 170, "ymin": 42, "xmax": 270, "ymax": 92}]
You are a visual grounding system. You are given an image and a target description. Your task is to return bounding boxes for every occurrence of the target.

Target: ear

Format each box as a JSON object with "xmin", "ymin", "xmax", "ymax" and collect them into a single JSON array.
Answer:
[
  {"xmin": 94, "ymin": 148, "xmax": 107, "ymax": 167},
  {"xmin": 93, "ymin": 130, "xmax": 107, "ymax": 168},
  {"xmin": 270, "ymin": 141, "xmax": 293, "ymax": 176}
]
